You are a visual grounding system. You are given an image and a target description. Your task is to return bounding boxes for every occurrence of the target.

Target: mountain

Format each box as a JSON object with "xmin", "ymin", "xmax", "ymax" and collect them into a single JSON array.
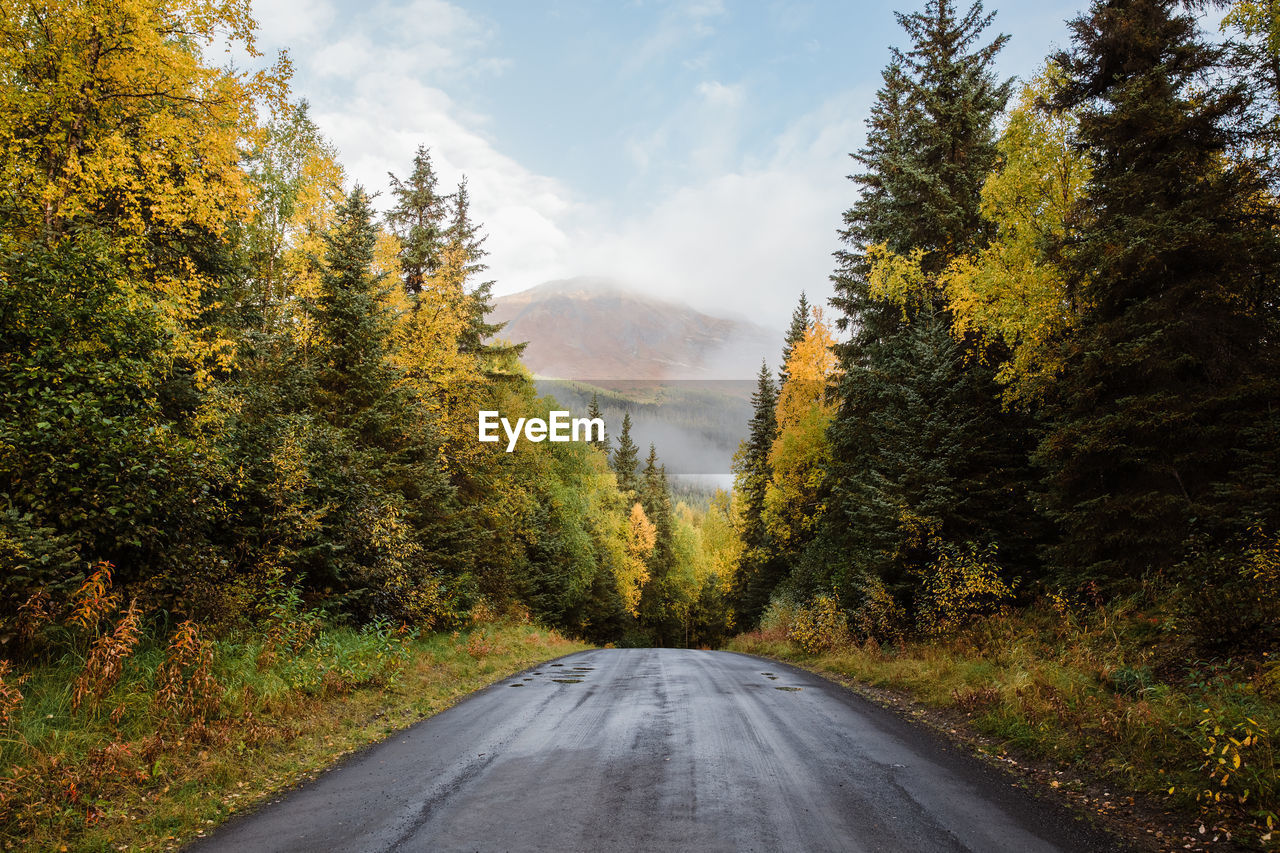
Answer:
[
  {"xmin": 490, "ymin": 278, "xmax": 781, "ymax": 381},
  {"xmin": 488, "ymin": 278, "xmax": 782, "ymax": 485}
]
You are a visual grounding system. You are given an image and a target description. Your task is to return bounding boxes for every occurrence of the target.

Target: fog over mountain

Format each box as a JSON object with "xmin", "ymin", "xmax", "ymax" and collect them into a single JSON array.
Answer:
[
  {"xmin": 491, "ymin": 278, "xmax": 782, "ymax": 381},
  {"xmin": 489, "ymin": 278, "xmax": 782, "ymax": 486}
]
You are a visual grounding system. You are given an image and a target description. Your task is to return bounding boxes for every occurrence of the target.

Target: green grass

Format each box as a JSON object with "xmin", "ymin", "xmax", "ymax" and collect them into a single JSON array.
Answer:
[
  {"xmin": 730, "ymin": 601, "xmax": 1280, "ymax": 847},
  {"xmin": 0, "ymin": 621, "xmax": 589, "ymax": 852}
]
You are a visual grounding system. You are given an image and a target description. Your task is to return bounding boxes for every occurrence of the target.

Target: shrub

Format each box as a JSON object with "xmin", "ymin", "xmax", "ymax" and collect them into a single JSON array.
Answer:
[
  {"xmin": 155, "ymin": 620, "xmax": 219, "ymax": 722},
  {"xmin": 1193, "ymin": 707, "xmax": 1278, "ymax": 840},
  {"xmin": 914, "ymin": 542, "xmax": 1014, "ymax": 636},
  {"xmin": 848, "ymin": 573, "xmax": 907, "ymax": 643},
  {"xmin": 0, "ymin": 660, "xmax": 23, "ymax": 729},
  {"xmin": 1174, "ymin": 526, "xmax": 1280, "ymax": 652},
  {"xmin": 759, "ymin": 598, "xmax": 797, "ymax": 643},
  {"xmin": 71, "ymin": 597, "xmax": 142, "ymax": 714},
  {"xmin": 787, "ymin": 594, "xmax": 850, "ymax": 654}
]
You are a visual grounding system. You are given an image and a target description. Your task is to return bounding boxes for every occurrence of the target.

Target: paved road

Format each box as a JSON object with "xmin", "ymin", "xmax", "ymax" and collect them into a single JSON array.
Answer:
[{"xmin": 191, "ymin": 649, "xmax": 1124, "ymax": 852}]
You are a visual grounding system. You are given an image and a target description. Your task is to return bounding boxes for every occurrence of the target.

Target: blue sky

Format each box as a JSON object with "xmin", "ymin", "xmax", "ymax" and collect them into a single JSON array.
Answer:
[{"xmin": 244, "ymin": 0, "xmax": 1195, "ymax": 326}]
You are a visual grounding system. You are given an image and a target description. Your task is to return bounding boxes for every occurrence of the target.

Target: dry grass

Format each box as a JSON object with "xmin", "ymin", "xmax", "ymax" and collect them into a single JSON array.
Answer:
[
  {"xmin": 0, "ymin": 621, "xmax": 588, "ymax": 852},
  {"xmin": 731, "ymin": 599, "xmax": 1280, "ymax": 849}
]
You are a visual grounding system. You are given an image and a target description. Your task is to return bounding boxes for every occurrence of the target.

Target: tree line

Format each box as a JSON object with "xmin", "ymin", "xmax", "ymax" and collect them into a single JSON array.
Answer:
[{"xmin": 729, "ymin": 0, "xmax": 1280, "ymax": 651}]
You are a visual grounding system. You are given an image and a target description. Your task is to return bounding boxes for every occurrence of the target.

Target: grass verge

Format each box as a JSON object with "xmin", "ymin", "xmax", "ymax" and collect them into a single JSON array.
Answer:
[
  {"xmin": 1, "ymin": 620, "xmax": 588, "ymax": 852},
  {"xmin": 730, "ymin": 600, "xmax": 1279, "ymax": 851}
]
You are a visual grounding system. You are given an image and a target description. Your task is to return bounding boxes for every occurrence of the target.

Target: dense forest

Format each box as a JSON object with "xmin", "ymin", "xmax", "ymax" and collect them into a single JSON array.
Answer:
[
  {"xmin": 0, "ymin": 1, "xmax": 742, "ymax": 842},
  {"xmin": 733, "ymin": 0, "xmax": 1280, "ymax": 647},
  {"xmin": 0, "ymin": 0, "xmax": 739, "ymax": 659},
  {"xmin": 4, "ymin": 0, "xmax": 1280, "ymax": 847},
  {"xmin": 726, "ymin": 0, "xmax": 1280, "ymax": 843}
]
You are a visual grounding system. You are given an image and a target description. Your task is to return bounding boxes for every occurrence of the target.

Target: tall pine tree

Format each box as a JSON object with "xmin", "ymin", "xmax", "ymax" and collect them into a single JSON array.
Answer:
[
  {"xmin": 824, "ymin": 0, "xmax": 1041, "ymax": 612},
  {"xmin": 446, "ymin": 176, "xmax": 524, "ymax": 363},
  {"xmin": 587, "ymin": 392, "xmax": 610, "ymax": 453},
  {"xmin": 312, "ymin": 187, "xmax": 467, "ymax": 618},
  {"xmin": 779, "ymin": 291, "xmax": 811, "ymax": 385},
  {"xmin": 637, "ymin": 444, "xmax": 680, "ymax": 645},
  {"xmin": 1041, "ymin": 0, "xmax": 1280, "ymax": 584},
  {"xmin": 387, "ymin": 145, "xmax": 449, "ymax": 298},
  {"xmin": 316, "ymin": 188, "xmax": 396, "ymax": 425},
  {"xmin": 732, "ymin": 360, "xmax": 781, "ymax": 627},
  {"xmin": 611, "ymin": 412, "xmax": 640, "ymax": 495}
]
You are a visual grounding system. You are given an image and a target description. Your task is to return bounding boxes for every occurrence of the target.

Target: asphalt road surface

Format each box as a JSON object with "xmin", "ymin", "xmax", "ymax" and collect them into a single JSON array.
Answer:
[{"xmin": 191, "ymin": 648, "xmax": 1125, "ymax": 852}]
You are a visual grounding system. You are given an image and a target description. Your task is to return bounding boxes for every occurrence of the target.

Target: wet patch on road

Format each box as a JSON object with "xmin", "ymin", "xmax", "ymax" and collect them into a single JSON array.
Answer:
[
  {"xmin": 551, "ymin": 678, "xmax": 583, "ymax": 684},
  {"xmin": 775, "ymin": 686, "xmax": 802, "ymax": 692}
]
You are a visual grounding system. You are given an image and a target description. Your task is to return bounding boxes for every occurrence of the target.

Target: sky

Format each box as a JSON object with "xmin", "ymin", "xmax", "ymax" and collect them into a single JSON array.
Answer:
[{"xmin": 243, "ymin": 1, "xmax": 1113, "ymax": 326}]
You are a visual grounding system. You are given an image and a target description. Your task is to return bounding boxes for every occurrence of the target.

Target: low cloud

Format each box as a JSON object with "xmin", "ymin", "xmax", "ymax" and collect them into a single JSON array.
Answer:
[
  {"xmin": 695, "ymin": 80, "xmax": 743, "ymax": 108},
  {"xmin": 547, "ymin": 91, "xmax": 872, "ymax": 325},
  {"xmin": 251, "ymin": 0, "xmax": 870, "ymax": 326}
]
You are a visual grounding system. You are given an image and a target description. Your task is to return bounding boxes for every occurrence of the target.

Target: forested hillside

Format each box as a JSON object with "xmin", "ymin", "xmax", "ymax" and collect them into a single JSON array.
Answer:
[
  {"xmin": 0, "ymin": 2, "xmax": 737, "ymax": 846},
  {"xmin": 0, "ymin": 0, "xmax": 746, "ymax": 649},
  {"xmin": 726, "ymin": 0, "xmax": 1280, "ymax": 845}
]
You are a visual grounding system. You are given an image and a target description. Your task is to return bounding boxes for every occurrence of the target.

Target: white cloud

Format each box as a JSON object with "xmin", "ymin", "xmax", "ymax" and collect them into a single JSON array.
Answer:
[
  {"xmin": 252, "ymin": 0, "xmax": 579, "ymax": 292},
  {"xmin": 536, "ymin": 91, "xmax": 873, "ymax": 326},
  {"xmin": 696, "ymin": 80, "xmax": 743, "ymax": 108},
  {"xmin": 308, "ymin": 69, "xmax": 578, "ymax": 288},
  {"xmin": 622, "ymin": 0, "xmax": 726, "ymax": 76},
  {"xmin": 309, "ymin": 35, "xmax": 374, "ymax": 77},
  {"xmin": 250, "ymin": 0, "xmax": 872, "ymax": 327},
  {"xmin": 253, "ymin": 0, "xmax": 337, "ymax": 46}
]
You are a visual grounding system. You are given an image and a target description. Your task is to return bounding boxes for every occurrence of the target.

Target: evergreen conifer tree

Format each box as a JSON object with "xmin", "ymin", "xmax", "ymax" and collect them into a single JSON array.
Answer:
[
  {"xmin": 446, "ymin": 177, "xmax": 524, "ymax": 361},
  {"xmin": 313, "ymin": 186, "xmax": 467, "ymax": 612},
  {"xmin": 387, "ymin": 145, "xmax": 450, "ymax": 298},
  {"xmin": 587, "ymin": 392, "xmax": 610, "ymax": 453},
  {"xmin": 611, "ymin": 412, "xmax": 640, "ymax": 495},
  {"xmin": 641, "ymin": 445, "xmax": 672, "ymax": 527},
  {"xmin": 637, "ymin": 443, "xmax": 680, "ymax": 645},
  {"xmin": 732, "ymin": 360, "xmax": 781, "ymax": 627},
  {"xmin": 780, "ymin": 291, "xmax": 811, "ymax": 385},
  {"xmin": 1041, "ymin": 0, "xmax": 1280, "ymax": 583},
  {"xmin": 824, "ymin": 0, "xmax": 1042, "ymax": 609},
  {"xmin": 316, "ymin": 188, "xmax": 396, "ymax": 422}
]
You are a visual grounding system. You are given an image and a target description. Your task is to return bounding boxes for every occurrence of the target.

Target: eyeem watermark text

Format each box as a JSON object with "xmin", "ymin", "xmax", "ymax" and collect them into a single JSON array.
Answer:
[{"xmin": 478, "ymin": 411, "xmax": 605, "ymax": 452}]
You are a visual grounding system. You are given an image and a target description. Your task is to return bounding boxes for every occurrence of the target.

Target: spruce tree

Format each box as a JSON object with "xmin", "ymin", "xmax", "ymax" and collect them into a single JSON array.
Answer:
[
  {"xmin": 313, "ymin": 186, "xmax": 467, "ymax": 609},
  {"xmin": 447, "ymin": 177, "xmax": 521, "ymax": 358},
  {"xmin": 640, "ymin": 445, "xmax": 674, "ymax": 552},
  {"xmin": 587, "ymin": 392, "xmax": 610, "ymax": 453},
  {"xmin": 637, "ymin": 444, "xmax": 680, "ymax": 645},
  {"xmin": 732, "ymin": 360, "xmax": 781, "ymax": 627},
  {"xmin": 640, "ymin": 445, "xmax": 672, "ymax": 527},
  {"xmin": 1041, "ymin": 0, "xmax": 1280, "ymax": 584},
  {"xmin": 316, "ymin": 187, "xmax": 396, "ymax": 423},
  {"xmin": 830, "ymin": 61, "xmax": 916, "ymax": 359},
  {"xmin": 893, "ymin": 0, "xmax": 1010, "ymax": 268},
  {"xmin": 387, "ymin": 145, "xmax": 450, "ymax": 297},
  {"xmin": 611, "ymin": 412, "xmax": 640, "ymax": 495},
  {"xmin": 825, "ymin": 0, "xmax": 1041, "ymax": 609},
  {"xmin": 779, "ymin": 291, "xmax": 811, "ymax": 385}
]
